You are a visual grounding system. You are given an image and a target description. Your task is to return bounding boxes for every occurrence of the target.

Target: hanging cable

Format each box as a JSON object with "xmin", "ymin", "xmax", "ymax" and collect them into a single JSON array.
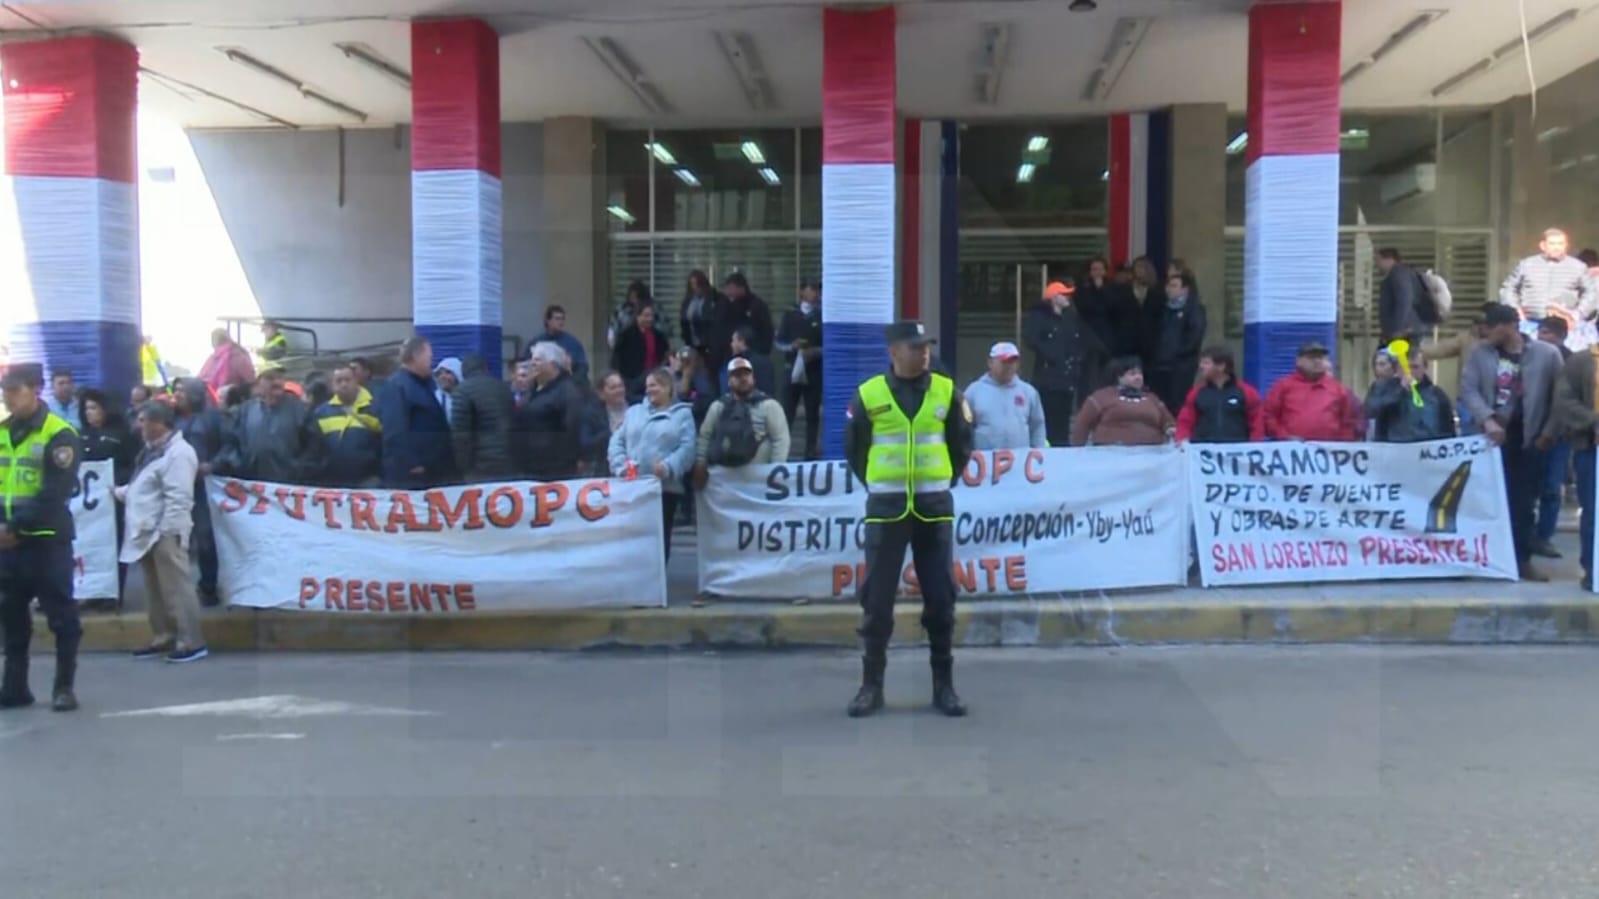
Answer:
[{"xmin": 1518, "ymin": 0, "xmax": 1538, "ymax": 123}]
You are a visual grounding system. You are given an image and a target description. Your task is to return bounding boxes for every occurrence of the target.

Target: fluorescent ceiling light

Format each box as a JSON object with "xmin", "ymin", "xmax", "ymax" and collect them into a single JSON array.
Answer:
[
  {"xmin": 582, "ymin": 36, "xmax": 673, "ymax": 115},
  {"xmin": 1225, "ymin": 132, "xmax": 1249, "ymax": 155},
  {"xmin": 217, "ymin": 46, "xmax": 368, "ymax": 121},
  {"xmin": 974, "ymin": 23, "xmax": 1013, "ymax": 105},
  {"xmin": 606, "ymin": 205, "xmax": 636, "ymax": 224},
  {"xmin": 674, "ymin": 169, "xmax": 701, "ymax": 187},
  {"xmin": 1026, "ymin": 136, "xmax": 1049, "ymax": 152},
  {"xmin": 1538, "ymin": 126, "xmax": 1569, "ymax": 143},
  {"xmin": 334, "ymin": 42, "xmax": 412, "ymax": 89},
  {"xmin": 741, "ymin": 141, "xmax": 766, "ymax": 165},
  {"xmin": 714, "ymin": 31, "xmax": 777, "ymax": 110},
  {"xmin": 1341, "ymin": 11, "xmax": 1445, "ymax": 85},
  {"xmin": 758, "ymin": 167, "xmax": 780, "ymax": 186},
  {"xmin": 1100, "ymin": 169, "xmax": 1110, "ymax": 182},
  {"xmin": 1016, "ymin": 163, "xmax": 1035, "ymax": 184},
  {"xmin": 1431, "ymin": 7, "xmax": 1580, "ymax": 98},
  {"xmin": 646, "ymin": 142, "xmax": 678, "ymax": 166},
  {"xmin": 1080, "ymin": 17, "xmax": 1150, "ymax": 102}
]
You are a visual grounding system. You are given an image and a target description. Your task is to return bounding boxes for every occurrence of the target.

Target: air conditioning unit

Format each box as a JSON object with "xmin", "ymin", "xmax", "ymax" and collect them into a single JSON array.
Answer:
[{"xmin": 1380, "ymin": 163, "xmax": 1437, "ymax": 207}]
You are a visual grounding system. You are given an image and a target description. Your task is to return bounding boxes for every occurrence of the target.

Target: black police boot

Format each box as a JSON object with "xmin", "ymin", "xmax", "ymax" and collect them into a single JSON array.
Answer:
[
  {"xmin": 51, "ymin": 651, "xmax": 77, "ymax": 713},
  {"xmin": 846, "ymin": 655, "xmax": 886, "ymax": 718},
  {"xmin": 0, "ymin": 656, "xmax": 33, "ymax": 710},
  {"xmin": 931, "ymin": 656, "xmax": 967, "ymax": 718}
]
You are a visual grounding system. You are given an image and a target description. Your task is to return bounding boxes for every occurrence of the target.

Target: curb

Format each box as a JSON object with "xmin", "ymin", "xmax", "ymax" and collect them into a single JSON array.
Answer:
[{"xmin": 40, "ymin": 597, "xmax": 1599, "ymax": 653}]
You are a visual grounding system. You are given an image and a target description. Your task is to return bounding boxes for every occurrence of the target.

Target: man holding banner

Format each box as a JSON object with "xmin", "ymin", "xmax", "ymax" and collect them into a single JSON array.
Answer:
[{"xmin": 843, "ymin": 322, "xmax": 974, "ymax": 719}]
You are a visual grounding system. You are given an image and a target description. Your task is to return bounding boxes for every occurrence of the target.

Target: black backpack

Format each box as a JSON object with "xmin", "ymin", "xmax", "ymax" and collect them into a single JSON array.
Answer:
[{"xmin": 706, "ymin": 394, "xmax": 765, "ymax": 466}]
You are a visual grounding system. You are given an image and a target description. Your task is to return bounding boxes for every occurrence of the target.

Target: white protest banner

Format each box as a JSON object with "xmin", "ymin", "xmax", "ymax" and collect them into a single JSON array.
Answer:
[
  {"xmin": 70, "ymin": 458, "xmax": 119, "ymax": 601},
  {"xmin": 1188, "ymin": 437, "xmax": 1517, "ymax": 586},
  {"xmin": 697, "ymin": 447, "xmax": 1189, "ymax": 599},
  {"xmin": 208, "ymin": 475, "xmax": 667, "ymax": 611}
]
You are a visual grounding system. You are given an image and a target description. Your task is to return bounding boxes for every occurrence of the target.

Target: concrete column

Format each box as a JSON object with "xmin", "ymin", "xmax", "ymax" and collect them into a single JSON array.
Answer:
[
  {"xmin": 820, "ymin": 6, "xmax": 898, "ymax": 458},
  {"xmin": 1, "ymin": 36, "xmax": 141, "ymax": 396},
  {"xmin": 542, "ymin": 117, "xmax": 608, "ymax": 366},
  {"xmin": 1167, "ymin": 103, "xmax": 1228, "ymax": 340},
  {"xmin": 411, "ymin": 18, "xmax": 503, "ymax": 374},
  {"xmin": 1242, "ymin": 0, "xmax": 1342, "ymax": 390}
]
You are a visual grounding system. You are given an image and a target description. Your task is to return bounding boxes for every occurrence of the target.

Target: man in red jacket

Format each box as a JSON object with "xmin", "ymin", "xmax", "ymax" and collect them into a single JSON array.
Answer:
[{"xmin": 1263, "ymin": 342, "xmax": 1363, "ymax": 441}]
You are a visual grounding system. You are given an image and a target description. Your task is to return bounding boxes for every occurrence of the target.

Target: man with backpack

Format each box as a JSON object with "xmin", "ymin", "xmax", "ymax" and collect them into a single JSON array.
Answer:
[
  {"xmin": 1378, "ymin": 248, "xmax": 1448, "ymax": 342},
  {"xmin": 693, "ymin": 357, "xmax": 790, "ymax": 485}
]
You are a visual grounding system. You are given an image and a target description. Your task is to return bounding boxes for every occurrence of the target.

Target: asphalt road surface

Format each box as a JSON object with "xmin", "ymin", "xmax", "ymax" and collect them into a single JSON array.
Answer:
[{"xmin": 5, "ymin": 647, "xmax": 1599, "ymax": 898}]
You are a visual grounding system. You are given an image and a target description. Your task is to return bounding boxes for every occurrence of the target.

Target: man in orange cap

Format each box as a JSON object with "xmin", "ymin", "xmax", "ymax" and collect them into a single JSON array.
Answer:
[{"xmin": 1022, "ymin": 277, "xmax": 1103, "ymax": 446}]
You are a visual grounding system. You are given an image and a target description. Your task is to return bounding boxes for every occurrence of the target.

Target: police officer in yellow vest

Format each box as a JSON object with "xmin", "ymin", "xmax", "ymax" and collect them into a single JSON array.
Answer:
[
  {"xmin": 0, "ymin": 363, "xmax": 84, "ymax": 712},
  {"xmin": 843, "ymin": 321, "xmax": 974, "ymax": 718}
]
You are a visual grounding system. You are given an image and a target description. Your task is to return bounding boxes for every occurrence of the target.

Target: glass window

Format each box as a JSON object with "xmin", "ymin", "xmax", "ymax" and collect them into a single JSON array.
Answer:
[
  {"xmin": 604, "ymin": 129, "xmax": 650, "ymax": 234},
  {"xmin": 1338, "ymin": 112, "xmax": 1438, "ymax": 226},
  {"xmin": 1437, "ymin": 110, "xmax": 1492, "ymax": 226},
  {"xmin": 1547, "ymin": 114, "xmax": 1599, "ymax": 256},
  {"xmin": 648, "ymin": 129, "xmax": 796, "ymax": 232},
  {"xmin": 799, "ymin": 127, "xmax": 821, "ymax": 230},
  {"xmin": 958, "ymin": 121, "xmax": 1108, "ymax": 229},
  {"xmin": 1225, "ymin": 115, "xmax": 1245, "ymax": 227}
]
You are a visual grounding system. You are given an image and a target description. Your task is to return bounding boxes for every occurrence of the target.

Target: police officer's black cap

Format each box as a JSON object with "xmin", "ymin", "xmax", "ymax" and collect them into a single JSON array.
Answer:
[
  {"xmin": 0, "ymin": 362, "xmax": 43, "ymax": 390},
  {"xmin": 1297, "ymin": 341, "xmax": 1329, "ymax": 357},
  {"xmin": 884, "ymin": 321, "xmax": 936, "ymax": 347}
]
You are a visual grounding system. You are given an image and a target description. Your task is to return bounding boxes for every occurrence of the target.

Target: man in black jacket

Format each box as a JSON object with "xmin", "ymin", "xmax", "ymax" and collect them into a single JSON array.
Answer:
[
  {"xmin": 777, "ymin": 280, "xmax": 824, "ymax": 460},
  {"xmin": 712, "ymin": 272, "xmax": 774, "ymax": 372},
  {"xmin": 1378, "ymin": 248, "xmax": 1426, "ymax": 342},
  {"xmin": 377, "ymin": 338, "xmax": 456, "ymax": 489},
  {"xmin": 1022, "ymin": 279, "xmax": 1102, "ymax": 446},
  {"xmin": 515, "ymin": 341, "xmax": 585, "ymax": 481},
  {"xmin": 213, "ymin": 367, "xmax": 326, "ymax": 484},
  {"xmin": 450, "ymin": 353, "xmax": 515, "ymax": 482},
  {"xmin": 1148, "ymin": 271, "xmax": 1208, "ymax": 414}
]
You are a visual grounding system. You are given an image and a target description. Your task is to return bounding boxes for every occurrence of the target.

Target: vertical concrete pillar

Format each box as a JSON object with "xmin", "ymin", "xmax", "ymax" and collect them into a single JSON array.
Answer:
[
  {"xmin": 1, "ymin": 36, "xmax": 140, "ymax": 395},
  {"xmin": 1167, "ymin": 103, "xmax": 1228, "ymax": 338},
  {"xmin": 1242, "ymin": 0, "xmax": 1342, "ymax": 390},
  {"xmin": 411, "ymin": 18, "xmax": 502, "ymax": 374},
  {"xmin": 542, "ymin": 117, "xmax": 607, "ymax": 364},
  {"xmin": 821, "ymin": 6, "xmax": 897, "ymax": 458}
]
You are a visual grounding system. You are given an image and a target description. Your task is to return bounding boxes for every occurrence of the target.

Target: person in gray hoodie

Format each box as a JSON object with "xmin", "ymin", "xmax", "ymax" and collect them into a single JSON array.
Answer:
[
  {"xmin": 965, "ymin": 341, "xmax": 1048, "ymax": 450},
  {"xmin": 607, "ymin": 367, "xmax": 697, "ymax": 561}
]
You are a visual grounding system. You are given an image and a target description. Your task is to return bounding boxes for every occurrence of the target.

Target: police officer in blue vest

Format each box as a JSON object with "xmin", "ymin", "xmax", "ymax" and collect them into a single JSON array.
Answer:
[
  {"xmin": 1, "ymin": 363, "xmax": 84, "ymax": 712},
  {"xmin": 843, "ymin": 322, "xmax": 974, "ymax": 718}
]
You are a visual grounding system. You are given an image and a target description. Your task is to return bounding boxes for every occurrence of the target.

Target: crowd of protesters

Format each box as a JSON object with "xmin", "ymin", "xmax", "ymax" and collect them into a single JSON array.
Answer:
[{"xmin": 21, "ymin": 231, "xmax": 1599, "ymax": 621}]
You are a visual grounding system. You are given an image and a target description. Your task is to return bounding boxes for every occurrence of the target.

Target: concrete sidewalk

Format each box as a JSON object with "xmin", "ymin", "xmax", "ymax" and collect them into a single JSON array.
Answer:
[{"xmin": 65, "ymin": 525, "xmax": 1594, "ymax": 653}]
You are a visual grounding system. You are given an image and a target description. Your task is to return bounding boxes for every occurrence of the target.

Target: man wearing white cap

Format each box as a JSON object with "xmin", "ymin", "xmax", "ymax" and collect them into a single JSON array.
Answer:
[{"xmin": 964, "ymin": 342, "xmax": 1047, "ymax": 450}]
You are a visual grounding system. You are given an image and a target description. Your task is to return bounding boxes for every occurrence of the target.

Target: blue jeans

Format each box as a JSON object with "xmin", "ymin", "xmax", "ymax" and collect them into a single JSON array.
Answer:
[
  {"xmin": 1577, "ymin": 447, "xmax": 1596, "ymax": 576},
  {"xmin": 1538, "ymin": 440, "xmax": 1572, "ymax": 542}
]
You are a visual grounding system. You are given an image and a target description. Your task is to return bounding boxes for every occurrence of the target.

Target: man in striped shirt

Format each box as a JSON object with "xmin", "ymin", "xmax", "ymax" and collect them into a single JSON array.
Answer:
[{"xmin": 1500, "ymin": 228, "xmax": 1598, "ymax": 324}]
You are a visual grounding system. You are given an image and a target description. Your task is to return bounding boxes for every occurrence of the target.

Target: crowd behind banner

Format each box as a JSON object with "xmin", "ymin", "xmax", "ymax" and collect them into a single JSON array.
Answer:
[{"xmin": 31, "ymin": 236, "xmax": 1599, "ymax": 613}]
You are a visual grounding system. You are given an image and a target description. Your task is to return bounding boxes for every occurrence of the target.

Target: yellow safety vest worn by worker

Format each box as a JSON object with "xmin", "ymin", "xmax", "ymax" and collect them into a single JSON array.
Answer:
[
  {"xmin": 0, "ymin": 412, "xmax": 76, "ymax": 538},
  {"xmin": 262, "ymin": 332, "xmax": 289, "ymax": 362},
  {"xmin": 859, "ymin": 372, "xmax": 955, "ymax": 523}
]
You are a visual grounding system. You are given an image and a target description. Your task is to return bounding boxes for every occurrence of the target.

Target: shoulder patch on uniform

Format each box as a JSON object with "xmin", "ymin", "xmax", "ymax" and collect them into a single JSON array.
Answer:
[{"xmin": 52, "ymin": 443, "xmax": 75, "ymax": 469}]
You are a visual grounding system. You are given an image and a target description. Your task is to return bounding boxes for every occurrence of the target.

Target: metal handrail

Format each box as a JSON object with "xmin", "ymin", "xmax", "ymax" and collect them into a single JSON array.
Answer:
[{"xmin": 218, "ymin": 315, "xmax": 415, "ymax": 360}]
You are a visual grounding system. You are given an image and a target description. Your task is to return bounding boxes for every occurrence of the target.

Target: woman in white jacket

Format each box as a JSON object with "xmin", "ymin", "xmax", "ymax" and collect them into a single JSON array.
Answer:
[
  {"xmin": 607, "ymin": 368, "xmax": 697, "ymax": 561},
  {"xmin": 114, "ymin": 401, "xmax": 208, "ymax": 663}
]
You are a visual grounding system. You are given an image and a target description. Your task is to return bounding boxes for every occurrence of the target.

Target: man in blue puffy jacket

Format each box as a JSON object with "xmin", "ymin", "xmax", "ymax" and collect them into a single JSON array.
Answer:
[{"xmin": 377, "ymin": 337, "xmax": 456, "ymax": 489}]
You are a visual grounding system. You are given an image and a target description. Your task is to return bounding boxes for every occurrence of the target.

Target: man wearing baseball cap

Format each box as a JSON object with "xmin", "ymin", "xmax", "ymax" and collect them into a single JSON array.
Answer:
[
  {"xmin": 964, "ymin": 341, "xmax": 1047, "ymax": 450},
  {"xmin": 0, "ymin": 362, "xmax": 85, "ymax": 711},
  {"xmin": 1023, "ymin": 277, "xmax": 1101, "ymax": 446},
  {"xmin": 842, "ymin": 321, "xmax": 974, "ymax": 718}
]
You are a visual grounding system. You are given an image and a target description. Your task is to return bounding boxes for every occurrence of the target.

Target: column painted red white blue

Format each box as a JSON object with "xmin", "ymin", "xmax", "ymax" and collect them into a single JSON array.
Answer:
[
  {"xmin": 1243, "ymin": 1, "xmax": 1341, "ymax": 390},
  {"xmin": 1108, "ymin": 111, "xmax": 1171, "ymax": 270},
  {"xmin": 411, "ymin": 19, "xmax": 503, "ymax": 375},
  {"xmin": 1, "ymin": 36, "xmax": 140, "ymax": 395},
  {"xmin": 821, "ymin": 6, "xmax": 896, "ymax": 459},
  {"xmin": 902, "ymin": 119, "xmax": 959, "ymax": 365}
]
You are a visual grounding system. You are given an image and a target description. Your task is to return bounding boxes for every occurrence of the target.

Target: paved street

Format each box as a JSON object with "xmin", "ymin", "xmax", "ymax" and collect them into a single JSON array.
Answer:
[{"xmin": 6, "ymin": 647, "xmax": 1599, "ymax": 898}]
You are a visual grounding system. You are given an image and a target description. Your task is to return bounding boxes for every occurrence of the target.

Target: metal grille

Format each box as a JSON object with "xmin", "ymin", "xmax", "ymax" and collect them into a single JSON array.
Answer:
[
  {"xmin": 609, "ymin": 233, "xmax": 818, "ymax": 321},
  {"xmin": 1222, "ymin": 227, "xmax": 1495, "ymax": 389}
]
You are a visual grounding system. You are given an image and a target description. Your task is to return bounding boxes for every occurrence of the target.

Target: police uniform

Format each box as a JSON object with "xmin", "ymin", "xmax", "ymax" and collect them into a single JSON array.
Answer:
[
  {"xmin": 843, "ymin": 322, "xmax": 974, "ymax": 718},
  {"xmin": 0, "ymin": 363, "xmax": 84, "ymax": 711}
]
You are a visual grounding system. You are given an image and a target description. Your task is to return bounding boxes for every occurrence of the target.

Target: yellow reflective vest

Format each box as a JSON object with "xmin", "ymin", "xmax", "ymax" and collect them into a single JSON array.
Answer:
[{"xmin": 859, "ymin": 373, "xmax": 955, "ymax": 523}]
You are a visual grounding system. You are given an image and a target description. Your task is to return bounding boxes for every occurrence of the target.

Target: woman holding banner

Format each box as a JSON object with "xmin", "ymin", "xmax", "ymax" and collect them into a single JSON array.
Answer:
[{"xmin": 608, "ymin": 368, "xmax": 696, "ymax": 561}]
